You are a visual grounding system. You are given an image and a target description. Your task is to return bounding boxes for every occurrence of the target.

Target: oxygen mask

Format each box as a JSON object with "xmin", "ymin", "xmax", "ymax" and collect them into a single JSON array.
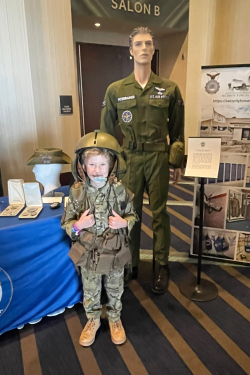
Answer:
[{"xmin": 93, "ymin": 176, "xmax": 107, "ymax": 182}]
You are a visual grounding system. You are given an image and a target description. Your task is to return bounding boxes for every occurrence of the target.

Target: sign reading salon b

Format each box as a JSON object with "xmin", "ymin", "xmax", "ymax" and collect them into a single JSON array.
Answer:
[
  {"xmin": 111, "ymin": 0, "xmax": 160, "ymax": 16},
  {"xmin": 71, "ymin": 0, "xmax": 189, "ymax": 30}
]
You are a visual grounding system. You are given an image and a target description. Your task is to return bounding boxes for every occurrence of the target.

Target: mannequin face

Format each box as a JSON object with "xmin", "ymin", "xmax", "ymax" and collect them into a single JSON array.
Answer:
[
  {"xmin": 32, "ymin": 164, "xmax": 62, "ymax": 193},
  {"xmin": 84, "ymin": 154, "xmax": 109, "ymax": 188},
  {"xmin": 33, "ymin": 164, "xmax": 46, "ymax": 182},
  {"xmin": 130, "ymin": 33, "xmax": 155, "ymax": 65}
]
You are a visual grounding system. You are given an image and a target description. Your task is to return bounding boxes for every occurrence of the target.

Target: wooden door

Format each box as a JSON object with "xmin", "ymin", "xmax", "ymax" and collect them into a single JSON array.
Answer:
[{"xmin": 76, "ymin": 42, "xmax": 159, "ymax": 145}]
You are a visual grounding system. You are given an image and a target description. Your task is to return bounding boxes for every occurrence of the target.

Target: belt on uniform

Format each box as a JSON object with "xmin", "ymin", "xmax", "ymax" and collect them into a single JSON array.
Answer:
[{"xmin": 123, "ymin": 138, "xmax": 169, "ymax": 152}]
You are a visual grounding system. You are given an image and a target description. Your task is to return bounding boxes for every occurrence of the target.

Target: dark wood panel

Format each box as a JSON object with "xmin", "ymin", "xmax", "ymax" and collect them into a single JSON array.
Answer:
[{"xmin": 76, "ymin": 42, "xmax": 159, "ymax": 145}]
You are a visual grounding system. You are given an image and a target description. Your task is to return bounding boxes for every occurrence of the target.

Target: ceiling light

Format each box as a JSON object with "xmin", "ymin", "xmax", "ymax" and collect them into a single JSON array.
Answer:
[{"xmin": 95, "ymin": 23, "xmax": 101, "ymax": 27}]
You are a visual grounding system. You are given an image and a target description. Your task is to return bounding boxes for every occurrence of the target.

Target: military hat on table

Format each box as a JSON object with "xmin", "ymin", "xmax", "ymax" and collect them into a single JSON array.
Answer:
[{"xmin": 27, "ymin": 148, "xmax": 71, "ymax": 165}]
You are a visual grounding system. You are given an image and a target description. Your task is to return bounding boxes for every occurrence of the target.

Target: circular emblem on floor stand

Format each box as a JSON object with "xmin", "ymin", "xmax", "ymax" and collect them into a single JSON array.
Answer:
[{"xmin": 0, "ymin": 268, "xmax": 13, "ymax": 318}]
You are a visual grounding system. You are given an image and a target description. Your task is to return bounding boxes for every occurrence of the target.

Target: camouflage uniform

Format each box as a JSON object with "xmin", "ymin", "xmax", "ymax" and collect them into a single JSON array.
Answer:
[
  {"xmin": 61, "ymin": 164, "xmax": 137, "ymax": 322},
  {"xmin": 81, "ymin": 267, "xmax": 124, "ymax": 322}
]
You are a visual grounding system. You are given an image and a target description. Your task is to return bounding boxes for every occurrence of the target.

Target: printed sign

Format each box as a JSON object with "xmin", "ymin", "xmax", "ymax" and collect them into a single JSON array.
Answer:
[{"xmin": 59, "ymin": 96, "xmax": 73, "ymax": 115}]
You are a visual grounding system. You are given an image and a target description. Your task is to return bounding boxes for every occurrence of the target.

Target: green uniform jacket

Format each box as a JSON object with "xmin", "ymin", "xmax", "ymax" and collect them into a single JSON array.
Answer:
[{"xmin": 100, "ymin": 71, "xmax": 184, "ymax": 147}]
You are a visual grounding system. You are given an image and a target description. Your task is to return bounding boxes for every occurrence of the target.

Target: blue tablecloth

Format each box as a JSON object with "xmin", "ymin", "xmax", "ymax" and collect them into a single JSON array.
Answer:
[{"xmin": 0, "ymin": 186, "xmax": 83, "ymax": 335}]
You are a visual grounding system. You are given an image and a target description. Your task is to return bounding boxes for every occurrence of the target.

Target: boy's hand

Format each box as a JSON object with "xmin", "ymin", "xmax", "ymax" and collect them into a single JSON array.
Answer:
[
  {"xmin": 76, "ymin": 208, "xmax": 95, "ymax": 230},
  {"xmin": 109, "ymin": 210, "xmax": 128, "ymax": 229}
]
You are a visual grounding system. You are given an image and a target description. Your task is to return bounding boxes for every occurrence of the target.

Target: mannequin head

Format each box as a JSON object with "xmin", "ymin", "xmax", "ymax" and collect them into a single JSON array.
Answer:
[
  {"xmin": 129, "ymin": 27, "xmax": 155, "ymax": 66},
  {"xmin": 32, "ymin": 164, "xmax": 62, "ymax": 194}
]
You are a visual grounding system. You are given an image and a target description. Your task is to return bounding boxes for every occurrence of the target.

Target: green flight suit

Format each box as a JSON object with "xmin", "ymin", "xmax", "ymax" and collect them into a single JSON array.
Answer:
[{"xmin": 100, "ymin": 71, "xmax": 184, "ymax": 266}]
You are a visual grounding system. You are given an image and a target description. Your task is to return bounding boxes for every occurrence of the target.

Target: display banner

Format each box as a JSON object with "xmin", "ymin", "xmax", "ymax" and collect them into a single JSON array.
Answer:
[
  {"xmin": 191, "ymin": 64, "xmax": 250, "ymax": 264},
  {"xmin": 71, "ymin": 0, "xmax": 189, "ymax": 30}
]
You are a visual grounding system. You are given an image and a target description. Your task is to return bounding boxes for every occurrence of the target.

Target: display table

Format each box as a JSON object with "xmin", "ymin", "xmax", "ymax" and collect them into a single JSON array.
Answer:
[{"xmin": 0, "ymin": 186, "xmax": 82, "ymax": 335}]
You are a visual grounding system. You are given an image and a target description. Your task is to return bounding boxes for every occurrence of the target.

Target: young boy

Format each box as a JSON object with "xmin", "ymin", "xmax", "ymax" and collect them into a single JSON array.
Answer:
[{"xmin": 61, "ymin": 131, "xmax": 137, "ymax": 347}]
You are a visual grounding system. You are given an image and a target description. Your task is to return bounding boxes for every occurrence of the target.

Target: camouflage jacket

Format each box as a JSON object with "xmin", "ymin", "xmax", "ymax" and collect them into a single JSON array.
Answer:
[{"xmin": 61, "ymin": 178, "xmax": 137, "ymax": 245}]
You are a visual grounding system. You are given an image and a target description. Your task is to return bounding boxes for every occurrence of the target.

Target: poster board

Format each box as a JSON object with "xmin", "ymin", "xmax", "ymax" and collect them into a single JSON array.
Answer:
[{"xmin": 191, "ymin": 64, "xmax": 250, "ymax": 264}]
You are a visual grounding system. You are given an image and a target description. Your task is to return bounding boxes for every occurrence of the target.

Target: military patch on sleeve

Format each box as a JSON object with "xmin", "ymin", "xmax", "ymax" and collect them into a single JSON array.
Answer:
[
  {"xmin": 102, "ymin": 100, "xmax": 106, "ymax": 108},
  {"xmin": 122, "ymin": 111, "xmax": 132, "ymax": 123},
  {"xmin": 177, "ymin": 99, "xmax": 184, "ymax": 106}
]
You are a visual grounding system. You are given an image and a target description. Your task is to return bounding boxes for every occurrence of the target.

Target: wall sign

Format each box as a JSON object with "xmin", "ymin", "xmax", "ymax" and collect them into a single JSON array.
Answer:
[
  {"xmin": 59, "ymin": 96, "xmax": 73, "ymax": 115},
  {"xmin": 71, "ymin": 0, "xmax": 189, "ymax": 30},
  {"xmin": 111, "ymin": 0, "xmax": 160, "ymax": 16}
]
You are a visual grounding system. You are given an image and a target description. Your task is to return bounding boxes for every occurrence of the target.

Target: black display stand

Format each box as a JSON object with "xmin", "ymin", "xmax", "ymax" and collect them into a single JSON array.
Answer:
[{"xmin": 179, "ymin": 177, "xmax": 218, "ymax": 301}]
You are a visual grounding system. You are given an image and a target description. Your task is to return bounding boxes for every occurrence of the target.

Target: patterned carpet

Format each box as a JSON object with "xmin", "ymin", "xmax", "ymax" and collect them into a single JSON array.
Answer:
[
  {"xmin": 2, "ymin": 173, "xmax": 250, "ymax": 375},
  {"xmin": 1, "ymin": 261, "xmax": 250, "ymax": 375}
]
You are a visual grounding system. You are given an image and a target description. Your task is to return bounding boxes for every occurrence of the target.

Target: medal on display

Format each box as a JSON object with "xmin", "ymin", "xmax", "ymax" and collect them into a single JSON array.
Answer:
[{"xmin": 205, "ymin": 71, "xmax": 220, "ymax": 94}]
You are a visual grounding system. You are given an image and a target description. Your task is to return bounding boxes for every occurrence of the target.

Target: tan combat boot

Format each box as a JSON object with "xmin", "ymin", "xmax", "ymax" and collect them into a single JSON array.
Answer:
[
  {"xmin": 109, "ymin": 319, "xmax": 126, "ymax": 345},
  {"xmin": 79, "ymin": 318, "xmax": 100, "ymax": 347}
]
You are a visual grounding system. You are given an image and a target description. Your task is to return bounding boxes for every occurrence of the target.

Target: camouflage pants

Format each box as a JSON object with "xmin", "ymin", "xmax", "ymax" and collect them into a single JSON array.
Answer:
[{"xmin": 80, "ymin": 267, "xmax": 124, "ymax": 323}]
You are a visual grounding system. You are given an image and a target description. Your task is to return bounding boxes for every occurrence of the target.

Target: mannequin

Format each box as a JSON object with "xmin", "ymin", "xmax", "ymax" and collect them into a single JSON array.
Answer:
[
  {"xmin": 100, "ymin": 26, "xmax": 184, "ymax": 294},
  {"xmin": 27, "ymin": 148, "xmax": 72, "ymax": 197},
  {"xmin": 32, "ymin": 164, "xmax": 63, "ymax": 196}
]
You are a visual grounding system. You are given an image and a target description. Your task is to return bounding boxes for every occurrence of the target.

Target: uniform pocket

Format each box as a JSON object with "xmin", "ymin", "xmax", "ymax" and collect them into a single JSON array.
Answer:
[
  {"xmin": 149, "ymin": 98, "xmax": 169, "ymax": 124},
  {"xmin": 117, "ymin": 98, "xmax": 137, "ymax": 110},
  {"xmin": 117, "ymin": 99, "xmax": 137, "ymax": 124},
  {"xmin": 149, "ymin": 98, "xmax": 169, "ymax": 108},
  {"xmin": 113, "ymin": 244, "xmax": 131, "ymax": 268},
  {"xmin": 95, "ymin": 253, "xmax": 115, "ymax": 275},
  {"xmin": 68, "ymin": 241, "xmax": 87, "ymax": 265}
]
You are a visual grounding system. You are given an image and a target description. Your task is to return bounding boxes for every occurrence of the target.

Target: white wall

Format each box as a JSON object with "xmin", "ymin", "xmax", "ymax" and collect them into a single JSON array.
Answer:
[
  {"xmin": 185, "ymin": 0, "xmax": 250, "ymax": 152},
  {"xmin": 159, "ymin": 31, "xmax": 188, "ymax": 100},
  {"xmin": 0, "ymin": 0, "xmax": 81, "ymax": 194}
]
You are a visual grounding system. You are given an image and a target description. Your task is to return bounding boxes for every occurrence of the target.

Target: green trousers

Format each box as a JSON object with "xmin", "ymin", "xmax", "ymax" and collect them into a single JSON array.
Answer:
[
  {"xmin": 122, "ymin": 149, "xmax": 170, "ymax": 267},
  {"xmin": 81, "ymin": 267, "xmax": 124, "ymax": 323}
]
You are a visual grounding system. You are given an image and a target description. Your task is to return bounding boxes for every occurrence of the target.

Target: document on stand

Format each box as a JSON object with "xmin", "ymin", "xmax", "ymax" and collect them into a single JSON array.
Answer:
[{"xmin": 185, "ymin": 137, "xmax": 221, "ymax": 178}]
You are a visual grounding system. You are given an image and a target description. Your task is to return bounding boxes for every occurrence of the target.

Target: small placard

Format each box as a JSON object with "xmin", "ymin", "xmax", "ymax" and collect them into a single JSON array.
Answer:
[
  {"xmin": 185, "ymin": 137, "xmax": 221, "ymax": 178},
  {"xmin": 59, "ymin": 96, "xmax": 73, "ymax": 115}
]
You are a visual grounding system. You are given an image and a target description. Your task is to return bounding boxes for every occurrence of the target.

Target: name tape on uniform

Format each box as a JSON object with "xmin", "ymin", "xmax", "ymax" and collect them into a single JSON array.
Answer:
[
  {"xmin": 117, "ymin": 95, "xmax": 136, "ymax": 102},
  {"xmin": 150, "ymin": 95, "xmax": 169, "ymax": 100}
]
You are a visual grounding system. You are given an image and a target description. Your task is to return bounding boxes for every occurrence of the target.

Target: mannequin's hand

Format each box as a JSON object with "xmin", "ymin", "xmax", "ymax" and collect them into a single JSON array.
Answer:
[
  {"xmin": 109, "ymin": 210, "xmax": 128, "ymax": 229},
  {"xmin": 76, "ymin": 208, "xmax": 95, "ymax": 229},
  {"xmin": 173, "ymin": 168, "xmax": 182, "ymax": 184}
]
